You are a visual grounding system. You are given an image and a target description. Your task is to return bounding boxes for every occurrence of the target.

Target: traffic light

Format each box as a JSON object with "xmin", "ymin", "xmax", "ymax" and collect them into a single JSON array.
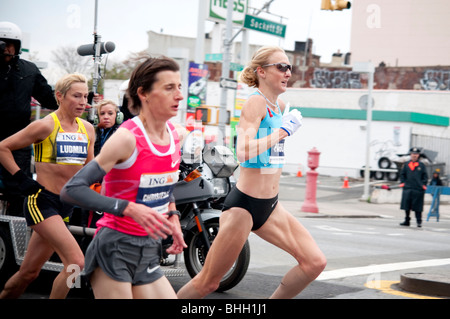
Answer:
[
  {"xmin": 321, "ymin": 0, "xmax": 351, "ymax": 11},
  {"xmin": 195, "ymin": 107, "xmax": 210, "ymax": 124}
]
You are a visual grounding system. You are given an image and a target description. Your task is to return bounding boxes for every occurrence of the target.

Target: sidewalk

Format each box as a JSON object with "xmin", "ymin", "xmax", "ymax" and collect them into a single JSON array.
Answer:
[
  {"xmin": 286, "ymin": 200, "xmax": 402, "ymax": 219},
  {"xmin": 279, "ymin": 174, "xmax": 450, "ymax": 220}
]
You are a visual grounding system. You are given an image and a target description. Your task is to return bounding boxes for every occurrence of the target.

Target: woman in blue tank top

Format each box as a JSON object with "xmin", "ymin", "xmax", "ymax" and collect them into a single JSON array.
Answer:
[{"xmin": 178, "ymin": 46, "xmax": 326, "ymax": 299}]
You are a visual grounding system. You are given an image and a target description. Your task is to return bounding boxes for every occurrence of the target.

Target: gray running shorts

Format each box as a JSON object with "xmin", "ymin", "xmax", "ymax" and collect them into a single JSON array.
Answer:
[{"xmin": 84, "ymin": 227, "xmax": 164, "ymax": 285}]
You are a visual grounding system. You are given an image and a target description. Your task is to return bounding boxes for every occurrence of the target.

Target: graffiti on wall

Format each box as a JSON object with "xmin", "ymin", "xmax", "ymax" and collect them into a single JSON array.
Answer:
[
  {"xmin": 420, "ymin": 70, "xmax": 450, "ymax": 90},
  {"xmin": 308, "ymin": 68, "xmax": 450, "ymax": 91},
  {"xmin": 310, "ymin": 69, "xmax": 362, "ymax": 89}
]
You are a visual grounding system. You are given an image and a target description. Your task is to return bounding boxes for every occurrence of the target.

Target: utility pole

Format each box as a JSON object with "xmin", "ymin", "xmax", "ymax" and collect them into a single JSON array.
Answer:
[
  {"xmin": 195, "ymin": 0, "xmax": 206, "ymax": 64},
  {"xmin": 217, "ymin": 2, "xmax": 234, "ymax": 145},
  {"xmin": 353, "ymin": 62, "xmax": 375, "ymax": 201},
  {"xmin": 218, "ymin": 0, "xmax": 276, "ymax": 145}
]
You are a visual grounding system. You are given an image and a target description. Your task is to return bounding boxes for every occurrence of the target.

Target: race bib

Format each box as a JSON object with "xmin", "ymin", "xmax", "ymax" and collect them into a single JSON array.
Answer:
[
  {"xmin": 269, "ymin": 139, "xmax": 286, "ymax": 165},
  {"xmin": 136, "ymin": 171, "xmax": 179, "ymax": 213},
  {"xmin": 56, "ymin": 132, "xmax": 89, "ymax": 164}
]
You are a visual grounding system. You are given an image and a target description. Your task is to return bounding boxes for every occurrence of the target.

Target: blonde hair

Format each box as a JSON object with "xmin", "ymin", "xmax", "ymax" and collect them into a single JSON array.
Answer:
[
  {"xmin": 96, "ymin": 99, "xmax": 119, "ymax": 115},
  {"xmin": 240, "ymin": 46, "xmax": 285, "ymax": 88},
  {"xmin": 54, "ymin": 73, "xmax": 88, "ymax": 105}
]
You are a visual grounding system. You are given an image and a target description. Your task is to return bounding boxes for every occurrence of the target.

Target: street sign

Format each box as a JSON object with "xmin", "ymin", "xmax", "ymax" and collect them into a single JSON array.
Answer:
[
  {"xmin": 205, "ymin": 53, "xmax": 223, "ymax": 62},
  {"xmin": 353, "ymin": 61, "xmax": 375, "ymax": 73},
  {"xmin": 204, "ymin": 56, "xmax": 243, "ymax": 71},
  {"xmin": 207, "ymin": 0, "xmax": 248, "ymax": 26},
  {"xmin": 243, "ymin": 14, "xmax": 286, "ymax": 38},
  {"xmin": 220, "ymin": 77, "xmax": 238, "ymax": 90},
  {"xmin": 230, "ymin": 62, "xmax": 244, "ymax": 71}
]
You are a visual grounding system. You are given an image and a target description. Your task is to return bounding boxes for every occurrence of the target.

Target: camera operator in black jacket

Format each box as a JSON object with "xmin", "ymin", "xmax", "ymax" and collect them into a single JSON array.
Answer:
[{"xmin": 0, "ymin": 21, "xmax": 58, "ymax": 215}]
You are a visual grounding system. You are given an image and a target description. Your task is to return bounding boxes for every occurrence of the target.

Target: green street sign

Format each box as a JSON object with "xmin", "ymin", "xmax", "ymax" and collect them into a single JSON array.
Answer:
[
  {"xmin": 207, "ymin": 0, "xmax": 248, "ymax": 26},
  {"xmin": 243, "ymin": 14, "xmax": 286, "ymax": 38},
  {"xmin": 230, "ymin": 62, "xmax": 244, "ymax": 71},
  {"xmin": 205, "ymin": 53, "xmax": 223, "ymax": 62}
]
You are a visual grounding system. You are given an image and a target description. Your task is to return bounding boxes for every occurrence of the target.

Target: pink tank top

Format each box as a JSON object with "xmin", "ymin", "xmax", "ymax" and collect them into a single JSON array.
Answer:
[{"xmin": 97, "ymin": 117, "xmax": 181, "ymax": 236}]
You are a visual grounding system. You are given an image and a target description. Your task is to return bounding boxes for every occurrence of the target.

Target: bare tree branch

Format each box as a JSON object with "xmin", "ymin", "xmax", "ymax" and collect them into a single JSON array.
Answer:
[{"xmin": 51, "ymin": 46, "xmax": 91, "ymax": 75}]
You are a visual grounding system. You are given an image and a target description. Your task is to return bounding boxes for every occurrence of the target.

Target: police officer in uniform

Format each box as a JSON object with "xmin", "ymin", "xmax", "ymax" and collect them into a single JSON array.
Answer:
[{"xmin": 399, "ymin": 147, "xmax": 428, "ymax": 227}]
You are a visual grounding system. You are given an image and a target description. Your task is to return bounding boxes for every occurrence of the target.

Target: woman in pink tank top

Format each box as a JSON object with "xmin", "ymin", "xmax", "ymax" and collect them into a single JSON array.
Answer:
[{"xmin": 62, "ymin": 57, "xmax": 187, "ymax": 299}]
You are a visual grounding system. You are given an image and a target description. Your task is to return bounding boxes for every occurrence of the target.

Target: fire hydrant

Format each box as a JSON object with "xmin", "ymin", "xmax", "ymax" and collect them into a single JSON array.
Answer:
[{"xmin": 301, "ymin": 147, "xmax": 321, "ymax": 213}]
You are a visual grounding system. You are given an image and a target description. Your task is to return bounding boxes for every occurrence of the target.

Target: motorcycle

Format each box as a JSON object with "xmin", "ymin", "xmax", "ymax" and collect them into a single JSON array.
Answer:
[{"xmin": 163, "ymin": 144, "xmax": 250, "ymax": 292}]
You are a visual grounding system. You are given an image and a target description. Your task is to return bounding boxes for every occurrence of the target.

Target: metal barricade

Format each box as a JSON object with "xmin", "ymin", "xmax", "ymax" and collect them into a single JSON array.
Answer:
[{"xmin": 425, "ymin": 186, "xmax": 450, "ymax": 222}]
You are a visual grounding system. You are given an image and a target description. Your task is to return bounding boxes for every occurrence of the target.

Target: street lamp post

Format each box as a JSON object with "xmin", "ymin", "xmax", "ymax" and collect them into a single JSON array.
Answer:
[
  {"xmin": 217, "ymin": 2, "xmax": 234, "ymax": 145},
  {"xmin": 353, "ymin": 62, "xmax": 375, "ymax": 201}
]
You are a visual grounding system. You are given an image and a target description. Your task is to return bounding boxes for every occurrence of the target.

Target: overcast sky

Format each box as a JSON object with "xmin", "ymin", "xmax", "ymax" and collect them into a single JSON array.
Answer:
[{"xmin": 1, "ymin": 0, "xmax": 352, "ymax": 71}]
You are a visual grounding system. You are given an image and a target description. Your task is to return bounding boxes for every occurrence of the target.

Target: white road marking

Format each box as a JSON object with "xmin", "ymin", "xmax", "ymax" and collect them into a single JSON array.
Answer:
[
  {"xmin": 316, "ymin": 225, "xmax": 379, "ymax": 235},
  {"xmin": 317, "ymin": 258, "xmax": 450, "ymax": 281}
]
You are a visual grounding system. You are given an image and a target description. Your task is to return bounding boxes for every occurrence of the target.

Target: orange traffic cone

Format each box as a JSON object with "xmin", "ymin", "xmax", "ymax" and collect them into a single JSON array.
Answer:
[
  {"xmin": 296, "ymin": 164, "xmax": 303, "ymax": 177},
  {"xmin": 342, "ymin": 175, "xmax": 349, "ymax": 188}
]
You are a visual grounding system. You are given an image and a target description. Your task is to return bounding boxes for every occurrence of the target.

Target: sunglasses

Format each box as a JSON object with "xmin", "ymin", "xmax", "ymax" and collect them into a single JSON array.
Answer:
[{"xmin": 261, "ymin": 63, "xmax": 292, "ymax": 72}]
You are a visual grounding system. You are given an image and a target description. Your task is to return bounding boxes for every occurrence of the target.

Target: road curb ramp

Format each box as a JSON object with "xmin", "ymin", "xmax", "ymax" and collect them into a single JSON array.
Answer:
[{"xmin": 400, "ymin": 273, "xmax": 450, "ymax": 297}]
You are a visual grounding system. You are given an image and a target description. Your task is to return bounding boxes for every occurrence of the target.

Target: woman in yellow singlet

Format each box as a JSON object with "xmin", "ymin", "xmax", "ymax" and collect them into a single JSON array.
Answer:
[{"xmin": 0, "ymin": 73, "xmax": 95, "ymax": 299}]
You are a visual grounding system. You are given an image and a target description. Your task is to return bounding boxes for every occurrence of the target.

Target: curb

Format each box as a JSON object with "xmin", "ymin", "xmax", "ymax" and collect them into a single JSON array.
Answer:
[{"xmin": 400, "ymin": 273, "xmax": 450, "ymax": 297}]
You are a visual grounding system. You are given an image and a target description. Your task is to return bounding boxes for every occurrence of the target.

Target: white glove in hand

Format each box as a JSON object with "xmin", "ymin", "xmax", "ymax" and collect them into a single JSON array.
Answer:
[{"xmin": 280, "ymin": 109, "xmax": 303, "ymax": 136}]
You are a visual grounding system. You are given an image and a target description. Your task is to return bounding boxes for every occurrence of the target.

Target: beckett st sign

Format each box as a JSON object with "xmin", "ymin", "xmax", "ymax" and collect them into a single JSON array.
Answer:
[{"xmin": 244, "ymin": 14, "xmax": 286, "ymax": 38}]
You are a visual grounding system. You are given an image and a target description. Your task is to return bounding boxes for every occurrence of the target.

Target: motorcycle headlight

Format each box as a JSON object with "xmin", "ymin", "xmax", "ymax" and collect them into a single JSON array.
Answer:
[{"xmin": 213, "ymin": 178, "xmax": 228, "ymax": 195}]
